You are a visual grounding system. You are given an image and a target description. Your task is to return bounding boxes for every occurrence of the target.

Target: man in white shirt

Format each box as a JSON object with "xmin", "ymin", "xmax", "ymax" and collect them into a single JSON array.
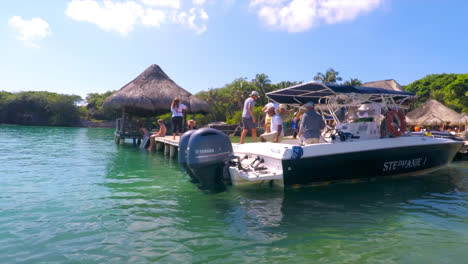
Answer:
[
  {"xmin": 262, "ymin": 101, "xmax": 279, "ymax": 133},
  {"xmin": 260, "ymin": 107, "xmax": 283, "ymax": 143}
]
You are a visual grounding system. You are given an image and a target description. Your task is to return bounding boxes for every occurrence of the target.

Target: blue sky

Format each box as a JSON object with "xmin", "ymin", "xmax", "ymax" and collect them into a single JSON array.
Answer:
[{"xmin": 1, "ymin": 0, "xmax": 467, "ymax": 99}]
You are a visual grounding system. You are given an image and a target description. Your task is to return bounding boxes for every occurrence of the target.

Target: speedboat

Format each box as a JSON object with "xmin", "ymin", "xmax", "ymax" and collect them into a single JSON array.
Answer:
[{"xmin": 179, "ymin": 82, "xmax": 463, "ymax": 190}]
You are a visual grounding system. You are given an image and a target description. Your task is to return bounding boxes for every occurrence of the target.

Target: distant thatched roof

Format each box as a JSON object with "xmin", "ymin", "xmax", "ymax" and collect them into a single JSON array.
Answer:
[
  {"xmin": 453, "ymin": 114, "xmax": 468, "ymax": 126},
  {"xmin": 406, "ymin": 99, "xmax": 463, "ymax": 126},
  {"xmin": 103, "ymin": 64, "xmax": 210, "ymax": 116},
  {"xmin": 362, "ymin": 79, "xmax": 404, "ymax": 92}
]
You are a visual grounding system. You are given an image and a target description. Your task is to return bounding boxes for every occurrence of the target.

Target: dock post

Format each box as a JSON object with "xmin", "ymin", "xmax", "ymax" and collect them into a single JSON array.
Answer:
[
  {"xmin": 170, "ymin": 145, "xmax": 177, "ymax": 158},
  {"xmin": 164, "ymin": 143, "xmax": 170, "ymax": 156},
  {"xmin": 156, "ymin": 142, "xmax": 163, "ymax": 151}
]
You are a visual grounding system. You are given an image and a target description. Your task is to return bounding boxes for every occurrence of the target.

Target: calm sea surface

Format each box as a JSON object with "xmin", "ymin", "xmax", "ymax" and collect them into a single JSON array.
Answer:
[{"xmin": 0, "ymin": 125, "xmax": 467, "ymax": 263}]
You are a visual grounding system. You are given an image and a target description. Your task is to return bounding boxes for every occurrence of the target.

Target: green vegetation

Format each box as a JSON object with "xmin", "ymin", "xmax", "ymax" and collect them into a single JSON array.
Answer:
[
  {"xmin": 343, "ymin": 78, "xmax": 363, "ymax": 86},
  {"xmin": 85, "ymin": 91, "xmax": 118, "ymax": 120},
  {"xmin": 0, "ymin": 91, "xmax": 83, "ymax": 126},
  {"xmin": 195, "ymin": 75, "xmax": 300, "ymax": 126},
  {"xmin": 404, "ymin": 74, "xmax": 468, "ymax": 113},
  {"xmin": 314, "ymin": 68, "xmax": 343, "ymax": 84},
  {"xmin": 1, "ymin": 70, "xmax": 466, "ymax": 127}
]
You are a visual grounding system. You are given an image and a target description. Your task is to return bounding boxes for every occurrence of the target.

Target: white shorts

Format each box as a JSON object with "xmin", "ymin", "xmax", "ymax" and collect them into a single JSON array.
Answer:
[
  {"xmin": 301, "ymin": 137, "xmax": 319, "ymax": 145},
  {"xmin": 260, "ymin": 131, "xmax": 281, "ymax": 142}
]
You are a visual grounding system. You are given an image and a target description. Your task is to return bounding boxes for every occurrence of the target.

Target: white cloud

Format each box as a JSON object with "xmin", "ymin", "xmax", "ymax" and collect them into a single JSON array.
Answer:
[
  {"xmin": 8, "ymin": 16, "xmax": 51, "ymax": 47},
  {"xmin": 193, "ymin": 0, "xmax": 206, "ymax": 5},
  {"xmin": 65, "ymin": 0, "xmax": 144, "ymax": 35},
  {"xmin": 172, "ymin": 7, "xmax": 208, "ymax": 34},
  {"xmin": 141, "ymin": 9, "xmax": 167, "ymax": 26},
  {"xmin": 250, "ymin": 0, "xmax": 382, "ymax": 32},
  {"xmin": 65, "ymin": 0, "xmax": 209, "ymax": 35},
  {"xmin": 140, "ymin": 0, "xmax": 180, "ymax": 9}
]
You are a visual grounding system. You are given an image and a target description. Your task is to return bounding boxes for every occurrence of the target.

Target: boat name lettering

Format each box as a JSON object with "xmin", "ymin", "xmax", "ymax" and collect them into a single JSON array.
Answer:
[
  {"xmin": 196, "ymin": 148, "xmax": 215, "ymax": 154},
  {"xmin": 383, "ymin": 157, "xmax": 426, "ymax": 172}
]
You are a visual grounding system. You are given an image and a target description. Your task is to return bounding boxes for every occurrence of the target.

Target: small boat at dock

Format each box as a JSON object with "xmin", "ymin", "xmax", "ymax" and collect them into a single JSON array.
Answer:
[{"xmin": 179, "ymin": 82, "xmax": 463, "ymax": 190}]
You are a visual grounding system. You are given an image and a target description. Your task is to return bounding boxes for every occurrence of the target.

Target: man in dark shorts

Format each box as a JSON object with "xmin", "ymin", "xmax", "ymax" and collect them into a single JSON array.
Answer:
[{"xmin": 240, "ymin": 91, "xmax": 259, "ymax": 144}]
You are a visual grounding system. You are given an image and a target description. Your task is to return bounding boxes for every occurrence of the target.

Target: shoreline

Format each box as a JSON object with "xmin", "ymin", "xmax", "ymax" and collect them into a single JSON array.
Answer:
[{"xmin": 0, "ymin": 120, "xmax": 115, "ymax": 129}]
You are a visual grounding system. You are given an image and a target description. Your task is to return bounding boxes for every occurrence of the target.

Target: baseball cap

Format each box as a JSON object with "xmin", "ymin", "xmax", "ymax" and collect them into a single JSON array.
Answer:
[
  {"xmin": 301, "ymin": 102, "xmax": 314, "ymax": 110},
  {"xmin": 251, "ymin": 91, "xmax": 260, "ymax": 96}
]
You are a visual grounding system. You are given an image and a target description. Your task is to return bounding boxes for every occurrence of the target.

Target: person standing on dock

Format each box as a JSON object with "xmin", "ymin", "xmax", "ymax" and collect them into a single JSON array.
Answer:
[
  {"xmin": 240, "ymin": 91, "xmax": 259, "ymax": 144},
  {"xmin": 171, "ymin": 98, "xmax": 188, "ymax": 140},
  {"xmin": 297, "ymin": 102, "xmax": 325, "ymax": 145}
]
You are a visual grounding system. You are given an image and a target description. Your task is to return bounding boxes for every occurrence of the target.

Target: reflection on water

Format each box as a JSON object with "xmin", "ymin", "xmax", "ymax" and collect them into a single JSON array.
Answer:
[{"xmin": 1, "ymin": 125, "xmax": 468, "ymax": 263}]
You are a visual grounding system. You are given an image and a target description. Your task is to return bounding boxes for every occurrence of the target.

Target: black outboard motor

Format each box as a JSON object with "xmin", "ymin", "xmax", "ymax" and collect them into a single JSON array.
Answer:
[
  {"xmin": 186, "ymin": 128, "xmax": 233, "ymax": 190},
  {"xmin": 178, "ymin": 130, "xmax": 198, "ymax": 183}
]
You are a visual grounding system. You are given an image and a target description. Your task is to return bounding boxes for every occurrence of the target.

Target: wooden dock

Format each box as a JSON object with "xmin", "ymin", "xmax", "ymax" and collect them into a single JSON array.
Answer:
[{"xmin": 153, "ymin": 136, "xmax": 180, "ymax": 158}]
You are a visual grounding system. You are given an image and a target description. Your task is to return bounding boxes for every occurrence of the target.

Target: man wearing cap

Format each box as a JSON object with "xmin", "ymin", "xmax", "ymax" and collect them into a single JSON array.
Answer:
[
  {"xmin": 260, "ymin": 106, "xmax": 283, "ymax": 143},
  {"xmin": 262, "ymin": 101, "xmax": 279, "ymax": 133},
  {"xmin": 298, "ymin": 102, "xmax": 325, "ymax": 145},
  {"xmin": 240, "ymin": 91, "xmax": 259, "ymax": 144}
]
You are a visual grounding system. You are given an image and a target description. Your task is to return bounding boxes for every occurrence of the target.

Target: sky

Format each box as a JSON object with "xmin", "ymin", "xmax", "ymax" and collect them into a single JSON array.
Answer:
[{"xmin": 1, "ymin": 0, "xmax": 467, "ymax": 99}]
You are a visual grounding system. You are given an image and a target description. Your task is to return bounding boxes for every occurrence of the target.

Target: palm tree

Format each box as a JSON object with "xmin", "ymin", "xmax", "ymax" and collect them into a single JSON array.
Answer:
[
  {"xmin": 253, "ymin": 73, "xmax": 271, "ymax": 101},
  {"xmin": 277, "ymin": 81, "xmax": 300, "ymax": 89},
  {"xmin": 232, "ymin": 78, "xmax": 250, "ymax": 110},
  {"xmin": 343, "ymin": 78, "xmax": 363, "ymax": 86},
  {"xmin": 313, "ymin": 68, "xmax": 342, "ymax": 84}
]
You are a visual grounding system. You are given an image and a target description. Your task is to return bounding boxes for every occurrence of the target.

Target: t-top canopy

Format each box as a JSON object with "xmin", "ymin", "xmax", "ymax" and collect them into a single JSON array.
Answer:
[{"xmin": 266, "ymin": 81, "xmax": 415, "ymax": 104}]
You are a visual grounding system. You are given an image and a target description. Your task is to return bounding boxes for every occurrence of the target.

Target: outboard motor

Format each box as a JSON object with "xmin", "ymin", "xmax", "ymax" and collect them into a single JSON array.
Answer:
[
  {"xmin": 178, "ymin": 130, "xmax": 198, "ymax": 183},
  {"xmin": 186, "ymin": 128, "xmax": 233, "ymax": 190}
]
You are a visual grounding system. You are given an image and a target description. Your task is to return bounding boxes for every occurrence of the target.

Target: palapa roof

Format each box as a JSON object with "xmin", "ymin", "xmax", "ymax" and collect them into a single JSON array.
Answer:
[
  {"xmin": 454, "ymin": 114, "xmax": 468, "ymax": 126},
  {"xmin": 362, "ymin": 79, "xmax": 404, "ymax": 92},
  {"xmin": 103, "ymin": 64, "xmax": 210, "ymax": 116},
  {"xmin": 406, "ymin": 99, "xmax": 463, "ymax": 126}
]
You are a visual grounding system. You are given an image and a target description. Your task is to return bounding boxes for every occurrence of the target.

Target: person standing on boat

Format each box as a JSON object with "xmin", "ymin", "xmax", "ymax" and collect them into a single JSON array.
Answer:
[
  {"xmin": 297, "ymin": 102, "xmax": 325, "ymax": 145},
  {"xmin": 292, "ymin": 107, "xmax": 304, "ymax": 139},
  {"xmin": 240, "ymin": 91, "xmax": 259, "ymax": 144},
  {"xmin": 260, "ymin": 106, "xmax": 283, "ymax": 143},
  {"xmin": 171, "ymin": 98, "xmax": 188, "ymax": 140},
  {"xmin": 262, "ymin": 101, "xmax": 279, "ymax": 133}
]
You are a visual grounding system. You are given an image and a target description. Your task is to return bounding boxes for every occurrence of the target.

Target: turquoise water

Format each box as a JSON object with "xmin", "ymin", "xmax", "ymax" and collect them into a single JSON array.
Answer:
[{"xmin": 0, "ymin": 125, "xmax": 467, "ymax": 263}]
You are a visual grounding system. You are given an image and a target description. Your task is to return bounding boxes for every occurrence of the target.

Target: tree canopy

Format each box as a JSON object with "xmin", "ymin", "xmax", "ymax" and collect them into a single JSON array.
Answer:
[
  {"xmin": 314, "ymin": 68, "xmax": 343, "ymax": 84},
  {"xmin": 343, "ymin": 78, "xmax": 363, "ymax": 86},
  {"xmin": 0, "ymin": 91, "xmax": 83, "ymax": 126},
  {"xmin": 2, "ymin": 70, "xmax": 466, "ymax": 128},
  {"xmin": 86, "ymin": 91, "xmax": 118, "ymax": 120},
  {"xmin": 404, "ymin": 74, "xmax": 468, "ymax": 113}
]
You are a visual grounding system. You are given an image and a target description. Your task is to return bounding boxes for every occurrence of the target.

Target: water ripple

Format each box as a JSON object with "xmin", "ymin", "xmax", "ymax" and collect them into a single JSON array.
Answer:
[{"xmin": 1, "ymin": 125, "xmax": 468, "ymax": 263}]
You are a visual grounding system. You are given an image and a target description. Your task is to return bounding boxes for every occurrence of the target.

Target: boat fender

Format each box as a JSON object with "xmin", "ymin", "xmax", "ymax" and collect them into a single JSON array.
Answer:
[
  {"xmin": 291, "ymin": 146, "xmax": 303, "ymax": 160},
  {"xmin": 386, "ymin": 109, "xmax": 407, "ymax": 137}
]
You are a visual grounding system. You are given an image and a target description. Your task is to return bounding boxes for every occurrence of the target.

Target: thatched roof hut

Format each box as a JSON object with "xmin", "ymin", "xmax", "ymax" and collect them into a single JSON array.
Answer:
[
  {"xmin": 362, "ymin": 79, "xmax": 404, "ymax": 92},
  {"xmin": 406, "ymin": 99, "xmax": 463, "ymax": 126},
  {"xmin": 103, "ymin": 64, "xmax": 210, "ymax": 116},
  {"xmin": 453, "ymin": 114, "xmax": 468, "ymax": 126}
]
